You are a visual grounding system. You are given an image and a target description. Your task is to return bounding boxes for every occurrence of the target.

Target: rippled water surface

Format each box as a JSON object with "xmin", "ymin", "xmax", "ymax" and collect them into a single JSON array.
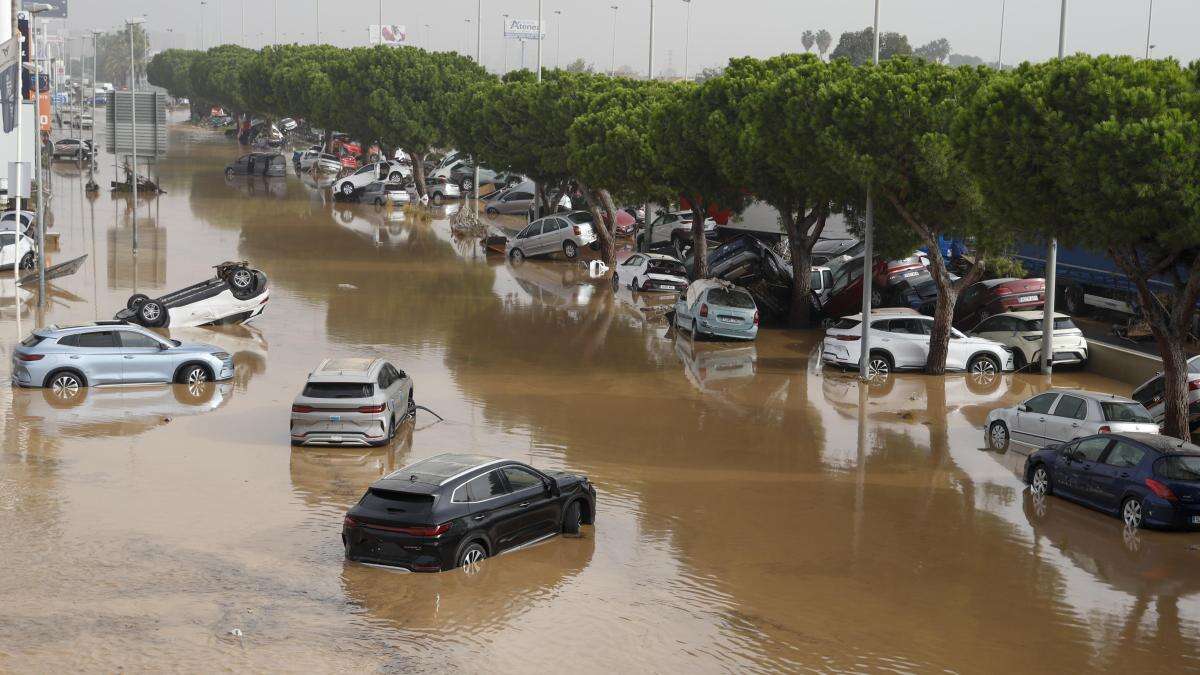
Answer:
[{"xmin": 3, "ymin": 118, "xmax": 1200, "ymax": 672}]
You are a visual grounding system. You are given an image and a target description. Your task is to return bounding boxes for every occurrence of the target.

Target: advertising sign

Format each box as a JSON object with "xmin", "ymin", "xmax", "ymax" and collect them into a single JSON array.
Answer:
[
  {"xmin": 504, "ymin": 18, "xmax": 545, "ymax": 40},
  {"xmin": 368, "ymin": 24, "xmax": 407, "ymax": 46},
  {"xmin": 23, "ymin": 0, "xmax": 68, "ymax": 18},
  {"xmin": 37, "ymin": 91, "xmax": 49, "ymax": 132},
  {"xmin": 0, "ymin": 37, "xmax": 19, "ymax": 133}
]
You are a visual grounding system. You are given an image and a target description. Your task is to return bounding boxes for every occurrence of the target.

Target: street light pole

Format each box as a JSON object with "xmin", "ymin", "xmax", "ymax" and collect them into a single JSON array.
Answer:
[
  {"xmin": 536, "ymin": 0, "xmax": 543, "ymax": 81},
  {"xmin": 200, "ymin": 1, "xmax": 206, "ymax": 49},
  {"xmin": 682, "ymin": 0, "xmax": 691, "ymax": 80},
  {"xmin": 1041, "ymin": 0, "xmax": 1066, "ymax": 375},
  {"xmin": 859, "ymin": 0, "xmax": 880, "ymax": 381},
  {"xmin": 502, "ymin": 14, "xmax": 509, "ymax": 73},
  {"xmin": 609, "ymin": 5, "xmax": 618, "ymax": 76},
  {"xmin": 378, "ymin": 0, "xmax": 383, "ymax": 45},
  {"xmin": 240, "ymin": 0, "xmax": 245, "ymax": 46},
  {"xmin": 1144, "ymin": 0, "xmax": 1154, "ymax": 59},
  {"xmin": 315, "ymin": 0, "xmax": 320, "ymax": 43},
  {"xmin": 647, "ymin": 0, "xmax": 655, "ymax": 80},
  {"xmin": 554, "ymin": 10, "xmax": 562, "ymax": 68},
  {"xmin": 997, "ymin": 0, "xmax": 1006, "ymax": 69},
  {"xmin": 273, "ymin": 0, "xmax": 277, "ymax": 45},
  {"xmin": 127, "ymin": 17, "xmax": 144, "ymax": 251}
]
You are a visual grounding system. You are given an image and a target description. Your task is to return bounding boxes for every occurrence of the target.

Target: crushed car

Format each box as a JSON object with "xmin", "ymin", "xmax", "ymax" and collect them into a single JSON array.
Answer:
[{"xmin": 114, "ymin": 261, "xmax": 269, "ymax": 328}]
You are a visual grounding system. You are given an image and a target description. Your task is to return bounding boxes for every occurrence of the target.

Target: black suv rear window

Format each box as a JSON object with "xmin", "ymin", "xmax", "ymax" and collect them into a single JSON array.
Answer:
[
  {"xmin": 302, "ymin": 382, "xmax": 374, "ymax": 398},
  {"xmin": 360, "ymin": 489, "xmax": 434, "ymax": 516}
]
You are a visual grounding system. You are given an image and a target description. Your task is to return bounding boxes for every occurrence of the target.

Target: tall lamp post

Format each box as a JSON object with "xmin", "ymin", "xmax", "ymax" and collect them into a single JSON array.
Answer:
[
  {"xmin": 996, "ymin": 0, "xmax": 1006, "ymax": 69},
  {"xmin": 502, "ymin": 13, "xmax": 509, "ymax": 73},
  {"xmin": 127, "ymin": 17, "xmax": 145, "ymax": 251},
  {"xmin": 535, "ymin": 0, "xmax": 543, "ymax": 81},
  {"xmin": 858, "ymin": 0, "xmax": 880, "ymax": 381},
  {"xmin": 1144, "ymin": 0, "xmax": 1154, "ymax": 59},
  {"xmin": 1040, "ymin": 0, "xmax": 1067, "ymax": 375},
  {"xmin": 199, "ymin": 1, "xmax": 206, "ymax": 50},
  {"xmin": 554, "ymin": 9, "xmax": 562, "ymax": 68},
  {"xmin": 88, "ymin": 29, "xmax": 99, "ymax": 192},
  {"xmin": 609, "ymin": 5, "xmax": 618, "ymax": 75},
  {"xmin": 681, "ymin": 0, "xmax": 691, "ymax": 80},
  {"xmin": 647, "ymin": 0, "xmax": 654, "ymax": 80},
  {"xmin": 22, "ymin": 2, "xmax": 53, "ymax": 307},
  {"xmin": 315, "ymin": 0, "xmax": 320, "ymax": 43}
]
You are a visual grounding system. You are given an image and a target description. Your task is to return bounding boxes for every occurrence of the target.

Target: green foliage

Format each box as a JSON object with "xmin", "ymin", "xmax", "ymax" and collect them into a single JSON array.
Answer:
[
  {"xmin": 146, "ymin": 49, "xmax": 197, "ymax": 98},
  {"xmin": 189, "ymin": 45, "xmax": 259, "ymax": 114},
  {"xmin": 914, "ymin": 38, "xmax": 951, "ymax": 64},
  {"xmin": 829, "ymin": 27, "xmax": 912, "ymax": 66},
  {"xmin": 96, "ymin": 25, "xmax": 149, "ymax": 88}
]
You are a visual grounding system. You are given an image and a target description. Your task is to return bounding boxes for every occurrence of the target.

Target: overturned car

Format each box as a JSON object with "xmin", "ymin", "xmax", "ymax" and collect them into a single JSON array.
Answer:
[
  {"xmin": 115, "ymin": 261, "xmax": 269, "ymax": 328},
  {"xmin": 686, "ymin": 235, "xmax": 796, "ymax": 321}
]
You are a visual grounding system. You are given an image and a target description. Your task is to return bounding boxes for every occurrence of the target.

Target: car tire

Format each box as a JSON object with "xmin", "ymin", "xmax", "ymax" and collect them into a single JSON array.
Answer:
[
  {"xmin": 563, "ymin": 240, "xmax": 579, "ymax": 259},
  {"xmin": 968, "ymin": 354, "xmax": 1001, "ymax": 380},
  {"xmin": 485, "ymin": 207, "xmax": 499, "ymax": 216},
  {"xmin": 457, "ymin": 541, "xmax": 487, "ymax": 570},
  {"xmin": 389, "ymin": 171, "xmax": 402, "ymax": 181},
  {"xmin": 18, "ymin": 251, "xmax": 35, "ymax": 270},
  {"xmin": 174, "ymin": 378, "xmax": 214, "ymax": 405},
  {"xmin": 509, "ymin": 248, "xmax": 525, "ymax": 264},
  {"xmin": 988, "ymin": 421, "xmax": 1010, "ymax": 451},
  {"xmin": 43, "ymin": 370, "xmax": 87, "ymax": 407},
  {"xmin": 562, "ymin": 500, "xmax": 582, "ymax": 535},
  {"xmin": 225, "ymin": 168, "xmax": 234, "ymax": 179},
  {"xmin": 139, "ymin": 300, "xmax": 167, "ymax": 327},
  {"xmin": 176, "ymin": 363, "xmax": 210, "ymax": 386},
  {"xmin": 611, "ymin": 273, "xmax": 620, "ymax": 292},
  {"xmin": 871, "ymin": 288, "xmax": 883, "ymax": 308},
  {"xmin": 127, "ymin": 293, "xmax": 150, "ymax": 311},
  {"xmin": 229, "ymin": 267, "xmax": 255, "ymax": 291},
  {"xmin": 1030, "ymin": 464, "xmax": 1052, "ymax": 497},
  {"xmin": 431, "ymin": 192, "xmax": 444, "ymax": 205},
  {"xmin": 1122, "ymin": 496, "xmax": 1144, "ymax": 529},
  {"xmin": 460, "ymin": 177, "xmax": 473, "ymax": 192},
  {"xmin": 373, "ymin": 197, "xmax": 383, "ymax": 206},
  {"xmin": 340, "ymin": 182, "xmax": 354, "ymax": 197}
]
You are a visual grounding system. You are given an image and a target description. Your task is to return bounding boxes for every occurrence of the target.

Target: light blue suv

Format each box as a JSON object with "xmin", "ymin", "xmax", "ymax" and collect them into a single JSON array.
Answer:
[{"xmin": 11, "ymin": 321, "xmax": 233, "ymax": 396}]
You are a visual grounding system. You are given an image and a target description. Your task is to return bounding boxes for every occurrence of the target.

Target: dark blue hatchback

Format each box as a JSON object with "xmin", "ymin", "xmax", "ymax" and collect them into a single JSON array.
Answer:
[{"xmin": 1024, "ymin": 432, "xmax": 1200, "ymax": 530}]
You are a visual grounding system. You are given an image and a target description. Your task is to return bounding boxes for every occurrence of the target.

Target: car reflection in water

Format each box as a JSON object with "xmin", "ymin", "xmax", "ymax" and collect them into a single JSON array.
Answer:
[
  {"xmin": 225, "ymin": 175, "xmax": 288, "ymax": 199},
  {"xmin": 333, "ymin": 206, "xmax": 414, "ymax": 247},
  {"xmin": 1022, "ymin": 491, "xmax": 1200, "ymax": 666},
  {"xmin": 674, "ymin": 337, "xmax": 758, "ymax": 394},
  {"xmin": 290, "ymin": 423, "xmax": 415, "ymax": 510},
  {"xmin": 12, "ymin": 380, "xmax": 234, "ymax": 439},
  {"xmin": 502, "ymin": 259, "xmax": 596, "ymax": 313}
]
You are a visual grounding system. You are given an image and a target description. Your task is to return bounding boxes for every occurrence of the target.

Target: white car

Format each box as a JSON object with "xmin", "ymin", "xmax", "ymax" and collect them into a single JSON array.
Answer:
[
  {"xmin": 612, "ymin": 252, "xmax": 689, "ymax": 293},
  {"xmin": 335, "ymin": 161, "xmax": 412, "ymax": 197},
  {"xmin": 299, "ymin": 151, "xmax": 342, "ymax": 174},
  {"xmin": 278, "ymin": 117, "xmax": 299, "ymax": 132},
  {"xmin": 114, "ymin": 262, "xmax": 270, "ymax": 328},
  {"xmin": 810, "ymin": 265, "xmax": 834, "ymax": 304},
  {"xmin": 967, "ymin": 310, "xmax": 1088, "ymax": 369},
  {"xmin": 821, "ymin": 307, "xmax": 1014, "ymax": 379},
  {"xmin": 1131, "ymin": 355, "xmax": 1200, "ymax": 431},
  {"xmin": 985, "ymin": 388, "xmax": 1160, "ymax": 451},
  {"xmin": 0, "ymin": 229, "xmax": 36, "ymax": 271}
]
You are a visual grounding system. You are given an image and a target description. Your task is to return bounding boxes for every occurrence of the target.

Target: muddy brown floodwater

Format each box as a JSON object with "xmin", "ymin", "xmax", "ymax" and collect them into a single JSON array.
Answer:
[{"xmin": 3, "ymin": 118, "xmax": 1200, "ymax": 673}]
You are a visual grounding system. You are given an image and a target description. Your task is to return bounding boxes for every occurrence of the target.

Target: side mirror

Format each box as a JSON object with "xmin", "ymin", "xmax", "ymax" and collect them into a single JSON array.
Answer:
[
  {"xmin": 158, "ymin": 342, "xmax": 171, "ymax": 350},
  {"xmin": 1017, "ymin": 404, "xmax": 1028, "ymax": 412}
]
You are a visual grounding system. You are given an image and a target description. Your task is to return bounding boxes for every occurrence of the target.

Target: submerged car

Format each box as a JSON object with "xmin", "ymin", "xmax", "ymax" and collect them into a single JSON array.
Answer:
[
  {"xmin": 821, "ymin": 308, "xmax": 1014, "ymax": 379},
  {"xmin": 0, "ymin": 229, "xmax": 36, "ymax": 271},
  {"xmin": 360, "ymin": 180, "xmax": 412, "ymax": 207},
  {"xmin": 11, "ymin": 321, "xmax": 233, "ymax": 392},
  {"xmin": 673, "ymin": 279, "xmax": 759, "ymax": 341},
  {"xmin": 1025, "ymin": 432, "xmax": 1200, "ymax": 530},
  {"xmin": 1131, "ymin": 355, "xmax": 1200, "ymax": 432},
  {"xmin": 225, "ymin": 153, "xmax": 287, "ymax": 178},
  {"xmin": 342, "ymin": 453, "xmax": 597, "ymax": 572},
  {"xmin": 506, "ymin": 211, "xmax": 598, "ymax": 262},
  {"xmin": 114, "ymin": 261, "xmax": 269, "ymax": 328},
  {"xmin": 967, "ymin": 311, "xmax": 1088, "ymax": 370},
  {"xmin": 985, "ymin": 389, "xmax": 1159, "ymax": 451},
  {"xmin": 290, "ymin": 357, "xmax": 414, "ymax": 447},
  {"xmin": 51, "ymin": 138, "xmax": 95, "ymax": 161},
  {"xmin": 414, "ymin": 179, "xmax": 461, "ymax": 205},
  {"xmin": 612, "ymin": 252, "xmax": 688, "ymax": 293},
  {"xmin": 335, "ymin": 161, "xmax": 412, "ymax": 197}
]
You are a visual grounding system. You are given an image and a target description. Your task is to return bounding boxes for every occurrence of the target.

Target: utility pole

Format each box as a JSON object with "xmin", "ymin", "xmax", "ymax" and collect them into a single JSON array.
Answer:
[
  {"xmin": 273, "ymin": 0, "xmax": 277, "ymax": 45},
  {"xmin": 10, "ymin": 0, "xmax": 22, "ymax": 330},
  {"xmin": 610, "ymin": 5, "xmax": 618, "ymax": 76},
  {"xmin": 859, "ymin": 0, "xmax": 880, "ymax": 381},
  {"xmin": 240, "ymin": 0, "xmax": 245, "ymax": 46},
  {"xmin": 554, "ymin": 9, "xmax": 562, "ymax": 68},
  {"xmin": 536, "ymin": 0, "xmax": 543, "ymax": 81},
  {"xmin": 200, "ymin": 1, "xmax": 206, "ymax": 50},
  {"xmin": 378, "ymin": 0, "xmax": 383, "ymax": 45},
  {"xmin": 315, "ymin": 0, "xmax": 320, "ymax": 44},
  {"xmin": 997, "ymin": 0, "xmax": 1006, "ymax": 69},
  {"xmin": 647, "ymin": 0, "xmax": 654, "ymax": 80},
  {"xmin": 502, "ymin": 14, "xmax": 509, "ymax": 73},
  {"xmin": 1041, "ymin": 0, "xmax": 1066, "ymax": 375},
  {"xmin": 1144, "ymin": 0, "xmax": 1154, "ymax": 59},
  {"xmin": 682, "ymin": 0, "xmax": 691, "ymax": 80},
  {"xmin": 473, "ymin": 0, "xmax": 480, "ymax": 204},
  {"xmin": 33, "ymin": 16, "xmax": 44, "ymax": 301}
]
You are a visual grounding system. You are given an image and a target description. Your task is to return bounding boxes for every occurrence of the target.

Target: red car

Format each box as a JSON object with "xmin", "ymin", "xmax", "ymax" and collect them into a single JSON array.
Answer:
[
  {"xmin": 954, "ymin": 277, "xmax": 1046, "ymax": 328},
  {"xmin": 611, "ymin": 210, "xmax": 637, "ymax": 236},
  {"xmin": 877, "ymin": 255, "xmax": 929, "ymax": 303},
  {"xmin": 819, "ymin": 257, "xmax": 887, "ymax": 320}
]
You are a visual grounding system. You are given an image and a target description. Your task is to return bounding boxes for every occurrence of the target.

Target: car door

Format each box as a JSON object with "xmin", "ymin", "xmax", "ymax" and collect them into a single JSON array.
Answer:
[
  {"xmin": 462, "ymin": 470, "xmax": 521, "ymax": 551},
  {"xmin": 1057, "ymin": 436, "xmax": 1113, "ymax": 504},
  {"xmin": 875, "ymin": 318, "xmax": 922, "ymax": 368},
  {"xmin": 61, "ymin": 330, "xmax": 124, "ymax": 384},
  {"xmin": 375, "ymin": 366, "xmax": 395, "ymax": 421},
  {"xmin": 943, "ymin": 327, "xmax": 979, "ymax": 371},
  {"xmin": 515, "ymin": 221, "xmax": 543, "ymax": 253},
  {"xmin": 531, "ymin": 218, "xmax": 559, "ymax": 254},
  {"xmin": 1045, "ymin": 394, "xmax": 1088, "ymax": 444},
  {"xmin": 618, "ymin": 254, "xmax": 644, "ymax": 287},
  {"xmin": 1090, "ymin": 439, "xmax": 1147, "ymax": 511},
  {"xmin": 499, "ymin": 465, "xmax": 560, "ymax": 545},
  {"xmin": 1013, "ymin": 392, "xmax": 1059, "ymax": 446},
  {"xmin": 117, "ymin": 330, "xmax": 173, "ymax": 383}
]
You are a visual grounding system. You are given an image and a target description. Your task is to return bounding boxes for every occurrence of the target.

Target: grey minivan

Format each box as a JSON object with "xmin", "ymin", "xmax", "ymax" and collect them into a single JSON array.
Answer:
[{"xmin": 506, "ymin": 211, "xmax": 599, "ymax": 262}]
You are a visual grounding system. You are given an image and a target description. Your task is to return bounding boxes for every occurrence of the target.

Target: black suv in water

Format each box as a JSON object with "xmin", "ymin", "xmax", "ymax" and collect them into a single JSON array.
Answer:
[{"xmin": 343, "ymin": 453, "xmax": 596, "ymax": 572}]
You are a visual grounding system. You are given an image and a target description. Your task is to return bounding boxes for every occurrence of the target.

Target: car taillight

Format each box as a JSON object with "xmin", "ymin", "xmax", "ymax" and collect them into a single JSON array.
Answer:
[
  {"xmin": 573, "ymin": 226, "xmax": 582, "ymax": 236},
  {"xmin": 699, "ymin": 303, "xmax": 709, "ymax": 317},
  {"xmin": 16, "ymin": 353, "xmax": 44, "ymax": 361},
  {"xmin": 291, "ymin": 404, "xmax": 314, "ymax": 413},
  {"xmin": 1189, "ymin": 379, "xmax": 1200, "ymax": 391},
  {"xmin": 396, "ymin": 523, "xmax": 451, "ymax": 537},
  {"xmin": 994, "ymin": 287, "xmax": 1012, "ymax": 296},
  {"xmin": 357, "ymin": 404, "xmax": 386, "ymax": 414},
  {"xmin": 835, "ymin": 335, "xmax": 861, "ymax": 341},
  {"xmin": 753, "ymin": 311, "xmax": 760, "ymax": 326},
  {"xmin": 1098, "ymin": 425, "xmax": 1111, "ymax": 434},
  {"xmin": 1145, "ymin": 477, "xmax": 1178, "ymax": 502},
  {"xmin": 343, "ymin": 515, "xmax": 357, "ymax": 527}
]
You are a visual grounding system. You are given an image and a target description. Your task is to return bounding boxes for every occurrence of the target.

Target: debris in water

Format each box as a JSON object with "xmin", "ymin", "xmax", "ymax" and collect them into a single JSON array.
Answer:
[
  {"xmin": 229, "ymin": 628, "xmax": 243, "ymax": 637},
  {"xmin": 337, "ymin": 283, "xmax": 358, "ymax": 290},
  {"xmin": 588, "ymin": 260, "xmax": 609, "ymax": 278}
]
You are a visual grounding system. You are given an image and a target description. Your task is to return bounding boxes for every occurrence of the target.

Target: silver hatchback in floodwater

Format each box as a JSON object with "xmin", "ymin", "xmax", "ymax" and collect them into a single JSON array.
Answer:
[
  {"xmin": 290, "ymin": 357, "xmax": 414, "ymax": 447},
  {"xmin": 984, "ymin": 388, "xmax": 1160, "ymax": 451},
  {"xmin": 506, "ymin": 211, "xmax": 598, "ymax": 262}
]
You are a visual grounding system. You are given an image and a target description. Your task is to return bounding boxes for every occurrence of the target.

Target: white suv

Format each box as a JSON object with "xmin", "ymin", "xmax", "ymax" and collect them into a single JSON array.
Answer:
[
  {"xmin": 335, "ymin": 161, "xmax": 412, "ymax": 197},
  {"xmin": 822, "ymin": 307, "xmax": 1014, "ymax": 379},
  {"xmin": 967, "ymin": 310, "xmax": 1088, "ymax": 369}
]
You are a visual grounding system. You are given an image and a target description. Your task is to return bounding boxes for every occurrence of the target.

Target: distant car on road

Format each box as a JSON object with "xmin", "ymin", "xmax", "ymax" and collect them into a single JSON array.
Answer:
[
  {"xmin": 1131, "ymin": 355, "xmax": 1200, "ymax": 433},
  {"xmin": 1024, "ymin": 432, "xmax": 1200, "ymax": 530},
  {"xmin": 225, "ymin": 153, "xmax": 287, "ymax": 177},
  {"xmin": 673, "ymin": 279, "xmax": 759, "ymax": 341},
  {"xmin": 11, "ymin": 321, "xmax": 233, "ymax": 394},
  {"xmin": 985, "ymin": 388, "xmax": 1159, "ymax": 451},
  {"xmin": 342, "ymin": 452, "xmax": 596, "ymax": 571},
  {"xmin": 114, "ymin": 261, "xmax": 269, "ymax": 328},
  {"xmin": 967, "ymin": 311, "xmax": 1088, "ymax": 370},
  {"xmin": 506, "ymin": 211, "xmax": 598, "ymax": 262},
  {"xmin": 612, "ymin": 252, "xmax": 689, "ymax": 293},
  {"xmin": 290, "ymin": 357, "xmax": 414, "ymax": 447},
  {"xmin": 51, "ymin": 138, "xmax": 95, "ymax": 161},
  {"xmin": 821, "ymin": 307, "xmax": 1013, "ymax": 380}
]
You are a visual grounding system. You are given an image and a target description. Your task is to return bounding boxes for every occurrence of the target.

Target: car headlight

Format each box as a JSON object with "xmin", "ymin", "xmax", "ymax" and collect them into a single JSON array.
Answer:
[{"xmin": 211, "ymin": 351, "xmax": 231, "ymax": 360}]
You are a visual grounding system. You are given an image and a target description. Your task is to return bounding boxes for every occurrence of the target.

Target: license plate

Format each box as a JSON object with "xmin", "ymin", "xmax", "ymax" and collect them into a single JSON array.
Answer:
[
  {"xmin": 903, "ymin": 270, "xmax": 921, "ymax": 278},
  {"xmin": 329, "ymin": 415, "xmax": 341, "ymax": 422},
  {"xmin": 719, "ymin": 316, "xmax": 740, "ymax": 323},
  {"xmin": 330, "ymin": 435, "xmax": 343, "ymax": 443},
  {"xmin": 1019, "ymin": 295, "xmax": 1038, "ymax": 303},
  {"xmin": 1192, "ymin": 515, "xmax": 1200, "ymax": 525}
]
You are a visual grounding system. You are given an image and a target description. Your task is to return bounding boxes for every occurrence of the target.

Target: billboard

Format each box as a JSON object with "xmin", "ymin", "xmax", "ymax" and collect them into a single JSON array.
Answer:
[
  {"xmin": 23, "ymin": 0, "xmax": 67, "ymax": 18},
  {"xmin": 368, "ymin": 24, "xmax": 407, "ymax": 46},
  {"xmin": 504, "ymin": 18, "xmax": 545, "ymax": 40}
]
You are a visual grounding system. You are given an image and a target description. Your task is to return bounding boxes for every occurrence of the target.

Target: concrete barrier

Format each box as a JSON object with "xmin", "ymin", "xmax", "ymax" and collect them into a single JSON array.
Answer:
[{"xmin": 1084, "ymin": 340, "xmax": 1162, "ymax": 386}]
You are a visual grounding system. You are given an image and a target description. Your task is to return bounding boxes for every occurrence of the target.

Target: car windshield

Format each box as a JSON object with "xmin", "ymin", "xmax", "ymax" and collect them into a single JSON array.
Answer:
[
  {"xmin": 1021, "ymin": 317, "xmax": 1078, "ymax": 331},
  {"xmin": 1156, "ymin": 456, "xmax": 1200, "ymax": 482},
  {"xmin": 302, "ymin": 382, "xmax": 374, "ymax": 398},
  {"xmin": 1101, "ymin": 402, "xmax": 1153, "ymax": 423},
  {"xmin": 707, "ymin": 288, "xmax": 755, "ymax": 309},
  {"xmin": 832, "ymin": 318, "xmax": 861, "ymax": 330},
  {"xmin": 647, "ymin": 259, "xmax": 685, "ymax": 277}
]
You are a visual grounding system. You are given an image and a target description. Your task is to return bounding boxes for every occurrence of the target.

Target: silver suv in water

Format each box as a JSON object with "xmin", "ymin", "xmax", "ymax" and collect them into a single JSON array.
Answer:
[
  {"xmin": 506, "ymin": 211, "xmax": 598, "ymax": 262},
  {"xmin": 290, "ymin": 357, "xmax": 414, "ymax": 447},
  {"xmin": 11, "ymin": 321, "xmax": 233, "ymax": 396},
  {"xmin": 984, "ymin": 388, "xmax": 1160, "ymax": 451}
]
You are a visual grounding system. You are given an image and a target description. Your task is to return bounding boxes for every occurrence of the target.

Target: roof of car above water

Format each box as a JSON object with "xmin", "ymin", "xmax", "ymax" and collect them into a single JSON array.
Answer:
[
  {"xmin": 38, "ymin": 320, "xmax": 133, "ymax": 335},
  {"xmin": 1042, "ymin": 388, "xmax": 1137, "ymax": 404},
  {"xmin": 308, "ymin": 357, "xmax": 383, "ymax": 381},
  {"xmin": 1111, "ymin": 432, "xmax": 1200, "ymax": 454},
  {"xmin": 380, "ymin": 453, "xmax": 507, "ymax": 487}
]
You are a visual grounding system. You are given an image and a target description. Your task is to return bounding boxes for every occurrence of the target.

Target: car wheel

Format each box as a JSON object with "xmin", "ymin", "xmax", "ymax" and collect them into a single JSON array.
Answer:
[
  {"xmin": 177, "ymin": 364, "xmax": 209, "ymax": 386},
  {"xmin": 225, "ymin": 168, "xmax": 234, "ymax": 179},
  {"xmin": 460, "ymin": 177, "xmax": 473, "ymax": 192},
  {"xmin": 509, "ymin": 248, "xmax": 525, "ymax": 264},
  {"xmin": 127, "ymin": 293, "xmax": 150, "ymax": 310},
  {"xmin": 988, "ymin": 421, "xmax": 1010, "ymax": 451},
  {"xmin": 630, "ymin": 277, "xmax": 640, "ymax": 291},
  {"xmin": 866, "ymin": 352, "xmax": 892, "ymax": 382},
  {"xmin": 562, "ymin": 501, "xmax": 582, "ymax": 535},
  {"xmin": 18, "ymin": 251, "xmax": 35, "ymax": 270},
  {"xmin": 611, "ymin": 273, "xmax": 620, "ymax": 292},
  {"xmin": 1030, "ymin": 464, "xmax": 1052, "ymax": 497},
  {"xmin": 389, "ymin": 171, "xmax": 402, "ymax": 181},
  {"xmin": 563, "ymin": 240, "xmax": 579, "ymax": 259},
  {"xmin": 45, "ymin": 370, "xmax": 86, "ymax": 406},
  {"xmin": 174, "ymin": 379, "xmax": 214, "ymax": 405},
  {"xmin": 457, "ymin": 542, "xmax": 487, "ymax": 571},
  {"xmin": 485, "ymin": 207, "xmax": 498, "ymax": 216},
  {"xmin": 968, "ymin": 354, "xmax": 1001, "ymax": 380},
  {"xmin": 373, "ymin": 198, "xmax": 383, "ymax": 206},
  {"xmin": 340, "ymin": 182, "xmax": 354, "ymax": 196},
  {"xmin": 229, "ymin": 267, "xmax": 255, "ymax": 291},
  {"xmin": 139, "ymin": 300, "xmax": 166, "ymax": 327},
  {"xmin": 1122, "ymin": 497, "xmax": 1144, "ymax": 529},
  {"xmin": 431, "ymin": 192, "xmax": 444, "ymax": 205},
  {"xmin": 871, "ymin": 288, "xmax": 883, "ymax": 307}
]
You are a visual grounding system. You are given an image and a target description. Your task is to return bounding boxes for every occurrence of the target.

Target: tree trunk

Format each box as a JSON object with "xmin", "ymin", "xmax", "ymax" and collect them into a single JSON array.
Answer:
[
  {"xmin": 579, "ymin": 182, "xmax": 617, "ymax": 268},
  {"xmin": 924, "ymin": 234, "xmax": 958, "ymax": 375},
  {"xmin": 689, "ymin": 204, "xmax": 709, "ymax": 280},
  {"xmin": 782, "ymin": 206, "xmax": 828, "ymax": 328},
  {"xmin": 1157, "ymin": 328, "xmax": 1192, "ymax": 441},
  {"xmin": 408, "ymin": 150, "xmax": 427, "ymax": 198}
]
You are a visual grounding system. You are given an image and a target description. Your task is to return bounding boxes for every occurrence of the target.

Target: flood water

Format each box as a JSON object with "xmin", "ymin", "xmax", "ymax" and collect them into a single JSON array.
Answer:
[{"xmin": 3, "ymin": 117, "xmax": 1200, "ymax": 673}]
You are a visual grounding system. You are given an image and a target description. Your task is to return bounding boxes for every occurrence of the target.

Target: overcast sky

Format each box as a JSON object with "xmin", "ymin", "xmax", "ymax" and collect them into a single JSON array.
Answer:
[{"xmin": 59, "ymin": 0, "xmax": 1194, "ymax": 75}]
